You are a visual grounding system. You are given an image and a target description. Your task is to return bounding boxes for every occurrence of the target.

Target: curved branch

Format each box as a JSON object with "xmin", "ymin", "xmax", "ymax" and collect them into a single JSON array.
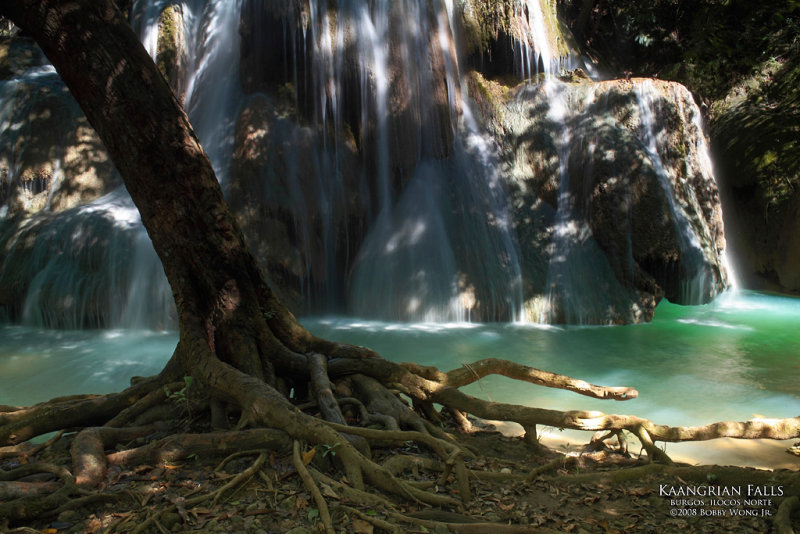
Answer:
[{"xmin": 437, "ymin": 358, "xmax": 637, "ymax": 400}]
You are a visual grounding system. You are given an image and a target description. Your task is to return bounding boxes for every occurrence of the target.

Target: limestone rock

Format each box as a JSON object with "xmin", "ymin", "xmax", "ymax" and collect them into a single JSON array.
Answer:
[
  {"xmin": 491, "ymin": 77, "xmax": 727, "ymax": 323},
  {"xmin": 0, "ymin": 37, "xmax": 118, "ymax": 216},
  {"xmin": 227, "ymin": 94, "xmax": 363, "ymax": 314}
]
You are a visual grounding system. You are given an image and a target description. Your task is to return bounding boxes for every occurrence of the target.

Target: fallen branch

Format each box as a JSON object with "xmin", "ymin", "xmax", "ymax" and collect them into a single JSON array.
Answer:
[{"xmin": 408, "ymin": 358, "xmax": 638, "ymax": 400}]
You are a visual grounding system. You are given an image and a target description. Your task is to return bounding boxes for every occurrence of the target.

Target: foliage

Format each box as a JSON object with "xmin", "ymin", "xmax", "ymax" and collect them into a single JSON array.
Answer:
[
  {"xmin": 462, "ymin": 0, "xmax": 515, "ymax": 54},
  {"xmin": 165, "ymin": 375, "xmax": 194, "ymax": 418},
  {"xmin": 560, "ymin": 0, "xmax": 800, "ymax": 102},
  {"xmin": 0, "ymin": 17, "xmax": 15, "ymax": 37}
]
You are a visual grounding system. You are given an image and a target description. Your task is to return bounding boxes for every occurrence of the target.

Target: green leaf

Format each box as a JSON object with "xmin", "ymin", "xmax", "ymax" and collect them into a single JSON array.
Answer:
[
  {"xmin": 307, "ymin": 508, "xmax": 320, "ymax": 521},
  {"xmin": 365, "ymin": 509, "xmax": 377, "ymax": 516}
]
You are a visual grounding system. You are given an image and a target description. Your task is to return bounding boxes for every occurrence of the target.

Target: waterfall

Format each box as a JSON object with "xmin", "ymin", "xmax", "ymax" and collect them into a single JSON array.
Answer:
[
  {"xmin": 234, "ymin": 0, "xmax": 525, "ymax": 321},
  {"xmin": 500, "ymin": 76, "xmax": 728, "ymax": 324},
  {"xmin": 0, "ymin": 65, "xmax": 60, "ymax": 218},
  {"xmin": 510, "ymin": 0, "xmax": 578, "ymax": 78},
  {"xmin": 338, "ymin": 0, "xmax": 523, "ymax": 321},
  {"xmin": 634, "ymin": 80, "xmax": 721, "ymax": 305},
  {"xmin": 0, "ymin": 0, "xmax": 730, "ymax": 327}
]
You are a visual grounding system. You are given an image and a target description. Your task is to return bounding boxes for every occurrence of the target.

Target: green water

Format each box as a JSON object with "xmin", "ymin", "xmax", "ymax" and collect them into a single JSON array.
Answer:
[{"xmin": 1, "ymin": 291, "xmax": 798, "ymax": 468}]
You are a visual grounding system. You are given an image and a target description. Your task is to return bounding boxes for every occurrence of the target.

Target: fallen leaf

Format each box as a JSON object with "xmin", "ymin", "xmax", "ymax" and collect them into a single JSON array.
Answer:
[
  {"xmin": 353, "ymin": 518, "xmax": 374, "ymax": 534},
  {"xmin": 295, "ymin": 496, "xmax": 309, "ymax": 512},
  {"xmin": 84, "ymin": 518, "xmax": 104, "ymax": 533},
  {"xmin": 320, "ymin": 483, "xmax": 339, "ymax": 500},
  {"xmin": 498, "ymin": 501, "xmax": 515, "ymax": 511},
  {"xmin": 302, "ymin": 448, "xmax": 316, "ymax": 465}
]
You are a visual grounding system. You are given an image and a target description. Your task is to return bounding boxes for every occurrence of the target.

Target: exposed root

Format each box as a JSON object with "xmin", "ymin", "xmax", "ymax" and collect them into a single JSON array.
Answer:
[
  {"xmin": 72, "ymin": 425, "xmax": 161, "ymax": 487},
  {"xmin": 382, "ymin": 454, "xmax": 443, "ymax": 477},
  {"xmin": 293, "ymin": 440, "xmax": 334, "ymax": 534},
  {"xmin": 450, "ymin": 408, "xmax": 474, "ymax": 433},
  {"xmin": 0, "ymin": 461, "xmax": 73, "ymax": 483},
  {"xmin": 322, "ymin": 421, "xmax": 469, "ymax": 461},
  {"xmin": 350, "ymin": 373, "xmax": 429, "ymax": 433},
  {"xmin": 105, "ymin": 382, "xmax": 182, "ymax": 428},
  {"xmin": 308, "ymin": 466, "xmax": 397, "ymax": 509},
  {"xmin": 105, "ymin": 428, "xmax": 292, "ymax": 467},
  {"xmin": 633, "ymin": 425, "xmax": 674, "ymax": 465},
  {"xmin": 526, "ymin": 455, "xmax": 578, "ymax": 482},
  {"xmin": 407, "ymin": 358, "xmax": 639, "ymax": 400},
  {"xmin": 308, "ymin": 353, "xmax": 370, "ymax": 456},
  {"xmin": 0, "ymin": 430, "xmax": 66, "ymax": 462},
  {"xmin": 0, "ymin": 481, "xmax": 61, "ymax": 499},
  {"xmin": 338, "ymin": 505, "xmax": 403, "ymax": 534},
  {"xmin": 188, "ymin": 451, "xmax": 267, "ymax": 507},
  {"xmin": 0, "ymin": 377, "xmax": 165, "ymax": 445},
  {"xmin": 382, "ymin": 507, "xmax": 564, "ymax": 533}
]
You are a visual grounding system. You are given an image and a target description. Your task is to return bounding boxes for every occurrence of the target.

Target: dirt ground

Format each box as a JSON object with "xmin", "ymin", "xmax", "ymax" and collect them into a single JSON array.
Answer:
[{"xmin": 2, "ymin": 423, "xmax": 799, "ymax": 534}]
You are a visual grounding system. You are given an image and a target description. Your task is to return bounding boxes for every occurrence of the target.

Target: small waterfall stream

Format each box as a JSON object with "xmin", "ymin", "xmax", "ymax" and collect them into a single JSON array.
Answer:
[{"xmin": 634, "ymin": 80, "xmax": 720, "ymax": 305}]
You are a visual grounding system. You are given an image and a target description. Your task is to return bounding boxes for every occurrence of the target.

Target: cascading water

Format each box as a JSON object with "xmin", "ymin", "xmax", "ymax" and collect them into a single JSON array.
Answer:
[
  {"xmin": 341, "ymin": 0, "xmax": 524, "ymax": 321},
  {"xmin": 1, "ymin": 190, "xmax": 173, "ymax": 328},
  {"xmin": 510, "ymin": 0, "xmax": 580, "ymax": 78},
  {"xmin": 0, "ymin": 0, "xmax": 729, "ymax": 327},
  {"xmin": 534, "ymin": 80, "xmax": 610, "ymax": 324},
  {"xmin": 233, "ymin": 0, "xmax": 526, "ymax": 321},
  {"xmin": 634, "ymin": 80, "xmax": 720, "ymax": 305},
  {"xmin": 501, "ymin": 75, "xmax": 728, "ymax": 324},
  {"xmin": 0, "ymin": 64, "xmax": 60, "ymax": 217}
]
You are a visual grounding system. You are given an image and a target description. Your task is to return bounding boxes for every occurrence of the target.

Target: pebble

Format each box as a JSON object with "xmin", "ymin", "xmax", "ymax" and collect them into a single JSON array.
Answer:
[{"xmin": 230, "ymin": 515, "xmax": 245, "ymax": 530}]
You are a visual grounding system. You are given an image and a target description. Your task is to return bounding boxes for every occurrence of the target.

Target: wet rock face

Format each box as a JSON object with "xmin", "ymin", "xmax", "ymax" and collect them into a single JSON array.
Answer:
[
  {"xmin": 490, "ymin": 78, "xmax": 727, "ymax": 323},
  {"xmin": 0, "ymin": 3, "xmax": 733, "ymax": 327},
  {"xmin": 237, "ymin": 0, "xmax": 458, "ymax": 190},
  {"xmin": 228, "ymin": 94, "xmax": 364, "ymax": 314},
  {"xmin": 0, "ymin": 37, "xmax": 118, "ymax": 216}
]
